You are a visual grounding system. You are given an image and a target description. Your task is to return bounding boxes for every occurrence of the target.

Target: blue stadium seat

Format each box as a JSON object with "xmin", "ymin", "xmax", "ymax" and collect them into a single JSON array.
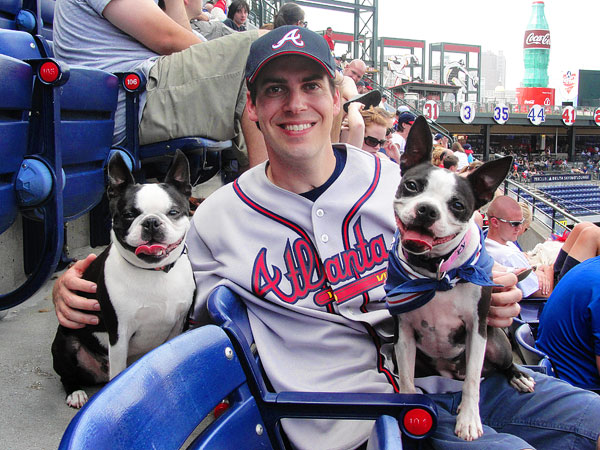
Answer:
[
  {"xmin": 0, "ymin": 49, "xmax": 66, "ymax": 310},
  {"xmin": 207, "ymin": 285, "xmax": 438, "ymax": 448},
  {"xmin": 59, "ymin": 324, "xmax": 431, "ymax": 449},
  {"xmin": 515, "ymin": 323, "xmax": 556, "ymax": 377},
  {"xmin": 116, "ymin": 71, "xmax": 233, "ymax": 182},
  {"xmin": 0, "ymin": 28, "xmax": 118, "ymax": 309},
  {"xmin": 0, "ymin": 53, "xmax": 31, "ymax": 234},
  {"xmin": 38, "ymin": 0, "xmax": 54, "ymax": 40},
  {"xmin": 0, "ymin": 29, "xmax": 118, "ymax": 221},
  {"xmin": 0, "ymin": 0, "xmax": 36, "ymax": 32}
]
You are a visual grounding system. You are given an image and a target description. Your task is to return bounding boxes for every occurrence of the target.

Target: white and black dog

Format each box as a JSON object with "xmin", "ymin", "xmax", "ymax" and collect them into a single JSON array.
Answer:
[
  {"xmin": 385, "ymin": 116, "xmax": 535, "ymax": 440},
  {"xmin": 52, "ymin": 150, "xmax": 196, "ymax": 408}
]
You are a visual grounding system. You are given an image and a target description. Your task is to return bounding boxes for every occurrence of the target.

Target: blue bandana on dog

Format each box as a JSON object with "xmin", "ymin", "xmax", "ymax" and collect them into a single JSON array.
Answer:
[{"xmin": 385, "ymin": 228, "xmax": 498, "ymax": 315}]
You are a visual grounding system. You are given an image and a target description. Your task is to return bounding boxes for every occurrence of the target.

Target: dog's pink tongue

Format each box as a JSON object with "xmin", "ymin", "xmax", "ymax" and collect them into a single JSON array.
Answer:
[
  {"xmin": 135, "ymin": 244, "xmax": 167, "ymax": 256},
  {"xmin": 401, "ymin": 229, "xmax": 434, "ymax": 251}
]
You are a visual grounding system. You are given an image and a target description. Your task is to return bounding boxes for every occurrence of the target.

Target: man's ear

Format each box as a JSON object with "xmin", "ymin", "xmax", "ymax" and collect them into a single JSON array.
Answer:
[
  {"xmin": 332, "ymin": 85, "xmax": 341, "ymax": 117},
  {"xmin": 246, "ymin": 90, "xmax": 258, "ymax": 122}
]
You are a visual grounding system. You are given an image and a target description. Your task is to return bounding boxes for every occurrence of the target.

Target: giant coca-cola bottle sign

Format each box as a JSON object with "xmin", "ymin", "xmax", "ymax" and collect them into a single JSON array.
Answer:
[
  {"xmin": 524, "ymin": 30, "xmax": 551, "ymax": 49},
  {"xmin": 522, "ymin": 1, "xmax": 551, "ymax": 87}
]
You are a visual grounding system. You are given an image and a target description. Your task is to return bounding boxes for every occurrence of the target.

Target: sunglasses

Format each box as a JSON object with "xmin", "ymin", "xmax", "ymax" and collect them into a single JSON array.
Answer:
[
  {"xmin": 364, "ymin": 136, "xmax": 386, "ymax": 148},
  {"xmin": 385, "ymin": 128, "xmax": 394, "ymax": 137},
  {"xmin": 300, "ymin": 21, "xmax": 308, "ymax": 27},
  {"xmin": 492, "ymin": 217, "xmax": 524, "ymax": 227}
]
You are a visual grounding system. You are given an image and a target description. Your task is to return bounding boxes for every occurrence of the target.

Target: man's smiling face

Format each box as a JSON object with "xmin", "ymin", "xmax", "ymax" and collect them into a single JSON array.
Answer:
[{"xmin": 247, "ymin": 55, "xmax": 340, "ymax": 165}]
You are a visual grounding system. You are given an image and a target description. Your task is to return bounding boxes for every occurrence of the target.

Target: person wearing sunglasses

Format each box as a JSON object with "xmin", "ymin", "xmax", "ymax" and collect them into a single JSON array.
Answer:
[
  {"xmin": 485, "ymin": 195, "xmax": 554, "ymax": 298},
  {"xmin": 340, "ymin": 103, "xmax": 397, "ymax": 162}
]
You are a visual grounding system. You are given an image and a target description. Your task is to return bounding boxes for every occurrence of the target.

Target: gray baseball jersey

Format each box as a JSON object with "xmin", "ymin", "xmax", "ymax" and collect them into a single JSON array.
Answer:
[{"xmin": 188, "ymin": 145, "xmax": 400, "ymax": 450}]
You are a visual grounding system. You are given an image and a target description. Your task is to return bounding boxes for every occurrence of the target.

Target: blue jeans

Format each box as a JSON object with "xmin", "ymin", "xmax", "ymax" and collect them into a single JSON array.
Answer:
[{"xmin": 426, "ymin": 368, "xmax": 599, "ymax": 449}]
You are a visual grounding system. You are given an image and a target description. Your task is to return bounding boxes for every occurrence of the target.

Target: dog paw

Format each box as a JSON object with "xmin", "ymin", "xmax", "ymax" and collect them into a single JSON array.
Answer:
[
  {"xmin": 455, "ymin": 410, "xmax": 483, "ymax": 441},
  {"xmin": 510, "ymin": 374, "xmax": 536, "ymax": 393},
  {"xmin": 66, "ymin": 390, "xmax": 88, "ymax": 409}
]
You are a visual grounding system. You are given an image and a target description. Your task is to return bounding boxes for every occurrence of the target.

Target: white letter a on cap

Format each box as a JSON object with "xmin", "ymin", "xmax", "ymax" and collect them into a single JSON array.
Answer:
[{"xmin": 272, "ymin": 29, "xmax": 305, "ymax": 49}]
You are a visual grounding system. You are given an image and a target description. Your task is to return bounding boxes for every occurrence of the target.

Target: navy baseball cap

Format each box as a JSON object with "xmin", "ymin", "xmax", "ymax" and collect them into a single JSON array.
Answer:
[
  {"xmin": 434, "ymin": 133, "xmax": 443, "ymax": 140},
  {"xmin": 397, "ymin": 111, "xmax": 416, "ymax": 125},
  {"xmin": 245, "ymin": 26, "xmax": 336, "ymax": 84}
]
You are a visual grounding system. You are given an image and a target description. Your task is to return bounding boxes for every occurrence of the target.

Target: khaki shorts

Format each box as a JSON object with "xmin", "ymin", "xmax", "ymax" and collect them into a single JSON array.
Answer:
[{"xmin": 139, "ymin": 30, "xmax": 259, "ymax": 148}]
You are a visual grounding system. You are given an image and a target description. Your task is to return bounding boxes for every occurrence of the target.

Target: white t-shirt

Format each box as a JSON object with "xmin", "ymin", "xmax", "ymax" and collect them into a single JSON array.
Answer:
[
  {"xmin": 485, "ymin": 239, "xmax": 540, "ymax": 297},
  {"xmin": 391, "ymin": 133, "xmax": 406, "ymax": 152},
  {"xmin": 454, "ymin": 151, "xmax": 469, "ymax": 170}
]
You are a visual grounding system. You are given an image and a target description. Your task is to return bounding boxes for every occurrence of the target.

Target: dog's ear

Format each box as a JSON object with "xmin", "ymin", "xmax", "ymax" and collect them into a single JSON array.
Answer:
[
  {"xmin": 400, "ymin": 115, "xmax": 433, "ymax": 174},
  {"xmin": 164, "ymin": 149, "xmax": 192, "ymax": 198},
  {"xmin": 107, "ymin": 152, "xmax": 135, "ymax": 200},
  {"xmin": 467, "ymin": 156, "xmax": 513, "ymax": 210}
]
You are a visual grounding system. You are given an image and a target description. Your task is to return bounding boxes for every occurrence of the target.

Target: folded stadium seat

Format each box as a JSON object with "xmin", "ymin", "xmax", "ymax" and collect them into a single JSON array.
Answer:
[
  {"xmin": 38, "ymin": 0, "xmax": 54, "ymax": 40},
  {"xmin": 60, "ymin": 324, "xmax": 434, "ymax": 450},
  {"xmin": 1, "ymin": 28, "xmax": 119, "ymax": 291},
  {"xmin": 0, "ymin": 30, "xmax": 118, "ymax": 219},
  {"xmin": 207, "ymin": 285, "xmax": 439, "ymax": 448},
  {"xmin": 0, "ymin": 47, "xmax": 65, "ymax": 310},
  {"xmin": 515, "ymin": 323, "xmax": 556, "ymax": 377},
  {"xmin": 116, "ymin": 70, "xmax": 234, "ymax": 186},
  {"xmin": 0, "ymin": 0, "xmax": 36, "ymax": 32},
  {"xmin": 0, "ymin": 53, "xmax": 31, "ymax": 234}
]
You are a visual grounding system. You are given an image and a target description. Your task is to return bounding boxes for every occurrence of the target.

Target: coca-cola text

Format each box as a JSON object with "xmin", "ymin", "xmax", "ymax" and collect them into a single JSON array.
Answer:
[{"xmin": 523, "ymin": 30, "xmax": 551, "ymax": 49}]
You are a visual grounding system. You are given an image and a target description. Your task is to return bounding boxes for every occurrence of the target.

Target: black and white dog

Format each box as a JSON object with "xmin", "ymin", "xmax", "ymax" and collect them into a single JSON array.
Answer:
[
  {"xmin": 385, "ymin": 117, "xmax": 535, "ymax": 440},
  {"xmin": 52, "ymin": 150, "xmax": 196, "ymax": 408}
]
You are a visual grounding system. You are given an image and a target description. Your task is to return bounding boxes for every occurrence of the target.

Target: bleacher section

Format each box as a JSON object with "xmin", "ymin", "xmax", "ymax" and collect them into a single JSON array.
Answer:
[
  {"xmin": 510, "ymin": 184, "xmax": 600, "ymax": 220},
  {"xmin": 538, "ymin": 185, "xmax": 600, "ymax": 217}
]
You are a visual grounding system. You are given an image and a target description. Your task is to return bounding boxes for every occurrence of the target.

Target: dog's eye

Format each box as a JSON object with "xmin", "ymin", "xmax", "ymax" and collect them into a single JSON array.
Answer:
[
  {"xmin": 122, "ymin": 212, "xmax": 135, "ymax": 220},
  {"xmin": 404, "ymin": 180, "xmax": 418, "ymax": 192},
  {"xmin": 451, "ymin": 200, "xmax": 465, "ymax": 211},
  {"xmin": 168, "ymin": 209, "xmax": 180, "ymax": 216}
]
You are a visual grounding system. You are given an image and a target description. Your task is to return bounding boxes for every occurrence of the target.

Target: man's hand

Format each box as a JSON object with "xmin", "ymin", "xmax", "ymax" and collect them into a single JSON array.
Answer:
[
  {"xmin": 488, "ymin": 270, "xmax": 522, "ymax": 328},
  {"xmin": 52, "ymin": 254, "xmax": 100, "ymax": 329}
]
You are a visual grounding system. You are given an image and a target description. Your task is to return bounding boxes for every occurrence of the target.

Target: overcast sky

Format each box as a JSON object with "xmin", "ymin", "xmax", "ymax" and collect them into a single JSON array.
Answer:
[{"xmin": 303, "ymin": 0, "xmax": 598, "ymax": 98}]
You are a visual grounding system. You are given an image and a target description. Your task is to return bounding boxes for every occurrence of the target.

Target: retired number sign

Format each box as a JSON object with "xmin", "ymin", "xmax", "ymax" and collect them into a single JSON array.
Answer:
[
  {"xmin": 423, "ymin": 100, "xmax": 439, "ymax": 121},
  {"xmin": 561, "ymin": 106, "xmax": 576, "ymax": 126},
  {"xmin": 527, "ymin": 104, "xmax": 545, "ymax": 126},
  {"xmin": 594, "ymin": 108, "xmax": 600, "ymax": 127},
  {"xmin": 493, "ymin": 104, "xmax": 509, "ymax": 125},
  {"xmin": 460, "ymin": 103, "xmax": 475, "ymax": 124}
]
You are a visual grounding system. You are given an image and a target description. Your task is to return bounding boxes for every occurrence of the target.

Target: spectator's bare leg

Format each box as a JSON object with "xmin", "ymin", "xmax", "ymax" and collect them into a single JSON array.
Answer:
[
  {"xmin": 561, "ymin": 222, "xmax": 595, "ymax": 253},
  {"xmin": 567, "ymin": 224, "xmax": 600, "ymax": 262}
]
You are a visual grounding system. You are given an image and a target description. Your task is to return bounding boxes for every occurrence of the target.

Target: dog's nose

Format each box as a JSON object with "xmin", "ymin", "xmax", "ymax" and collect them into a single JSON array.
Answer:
[
  {"xmin": 142, "ymin": 217, "xmax": 162, "ymax": 231},
  {"xmin": 415, "ymin": 204, "xmax": 439, "ymax": 225}
]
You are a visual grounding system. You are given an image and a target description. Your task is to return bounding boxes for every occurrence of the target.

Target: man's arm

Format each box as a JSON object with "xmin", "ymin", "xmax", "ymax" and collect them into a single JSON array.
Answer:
[{"xmin": 103, "ymin": 0, "xmax": 202, "ymax": 55}]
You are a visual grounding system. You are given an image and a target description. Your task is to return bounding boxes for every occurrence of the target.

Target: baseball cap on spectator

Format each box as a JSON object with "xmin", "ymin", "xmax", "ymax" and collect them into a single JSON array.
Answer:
[
  {"xmin": 397, "ymin": 111, "xmax": 416, "ymax": 125},
  {"xmin": 463, "ymin": 143, "xmax": 473, "ymax": 154},
  {"xmin": 434, "ymin": 133, "xmax": 443, "ymax": 141},
  {"xmin": 396, "ymin": 105, "xmax": 410, "ymax": 115},
  {"xmin": 245, "ymin": 26, "xmax": 336, "ymax": 84}
]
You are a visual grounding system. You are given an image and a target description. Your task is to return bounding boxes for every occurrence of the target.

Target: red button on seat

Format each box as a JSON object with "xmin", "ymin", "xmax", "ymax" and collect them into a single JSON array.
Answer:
[
  {"xmin": 124, "ymin": 73, "xmax": 140, "ymax": 90},
  {"xmin": 403, "ymin": 408, "xmax": 433, "ymax": 436},
  {"xmin": 39, "ymin": 61, "xmax": 59, "ymax": 83}
]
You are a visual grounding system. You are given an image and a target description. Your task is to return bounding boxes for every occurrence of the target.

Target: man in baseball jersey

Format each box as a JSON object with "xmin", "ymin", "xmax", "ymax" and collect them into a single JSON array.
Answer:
[{"xmin": 54, "ymin": 26, "xmax": 600, "ymax": 450}]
